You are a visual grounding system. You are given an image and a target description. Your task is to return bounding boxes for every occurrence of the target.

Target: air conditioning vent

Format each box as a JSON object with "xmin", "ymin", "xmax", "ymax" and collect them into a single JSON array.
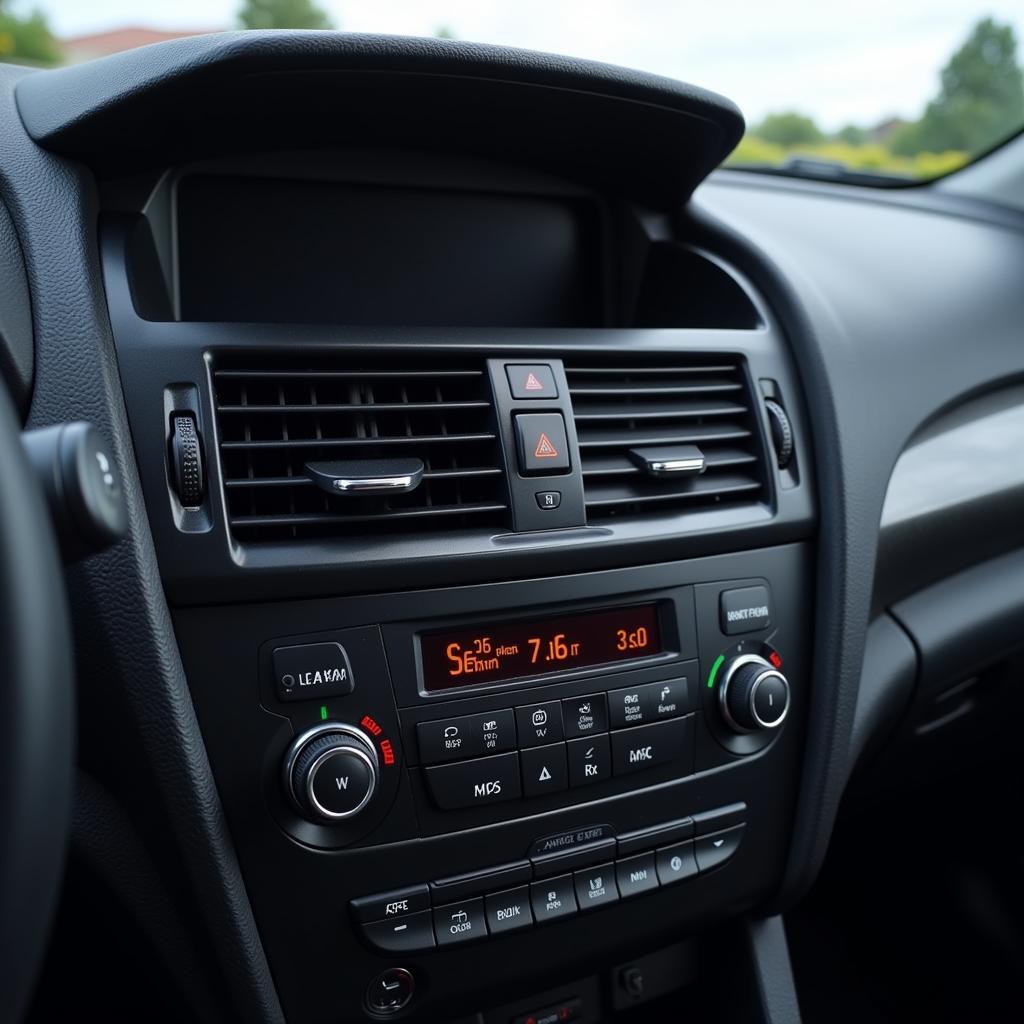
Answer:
[
  {"xmin": 566, "ymin": 357, "xmax": 768, "ymax": 521},
  {"xmin": 212, "ymin": 358, "xmax": 506, "ymax": 540}
]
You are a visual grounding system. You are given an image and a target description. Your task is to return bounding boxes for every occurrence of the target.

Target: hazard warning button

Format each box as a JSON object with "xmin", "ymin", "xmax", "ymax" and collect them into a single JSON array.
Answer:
[
  {"xmin": 515, "ymin": 413, "xmax": 571, "ymax": 476},
  {"xmin": 506, "ymin": 364, "xmax": 558, "ymax": 400}
]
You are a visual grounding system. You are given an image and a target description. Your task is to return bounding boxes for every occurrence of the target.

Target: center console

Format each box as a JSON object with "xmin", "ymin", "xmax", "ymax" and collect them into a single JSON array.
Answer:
[
  {"xmin": 172, "ymin": 544, "xmax": 809, "ymax": 1021},
  {"xmin": 90, "ymin": 35, "xmax": 817, "ymax": 1024}
]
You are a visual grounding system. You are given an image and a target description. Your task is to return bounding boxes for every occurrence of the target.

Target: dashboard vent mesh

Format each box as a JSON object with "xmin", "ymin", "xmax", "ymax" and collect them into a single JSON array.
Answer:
[
  {"xmin": 566, "ymin": 356, "xmax": 767, "ymax": 520},
  {"xmin": 212, "ymin": 358, "xmax": 506, "ymax": 540}
]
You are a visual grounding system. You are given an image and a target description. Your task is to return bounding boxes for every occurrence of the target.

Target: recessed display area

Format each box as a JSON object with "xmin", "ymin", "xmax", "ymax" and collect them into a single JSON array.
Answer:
[
  {"xmin": 175, "ymin": 174, "xmax": 604, "ymax": 326},
  {"xmin": 420, "ymin": 604, "xmax": 663, "ymax": 691}
]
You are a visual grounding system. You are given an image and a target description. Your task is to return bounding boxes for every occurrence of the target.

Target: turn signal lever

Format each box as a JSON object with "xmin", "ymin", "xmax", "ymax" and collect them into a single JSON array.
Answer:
[{"xmin": 21, "ymin": 421, "xmax": 128, "ymax": 562}]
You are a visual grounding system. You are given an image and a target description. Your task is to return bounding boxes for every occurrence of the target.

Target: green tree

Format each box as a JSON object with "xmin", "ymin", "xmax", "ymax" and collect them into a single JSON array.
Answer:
[
  {"xmin": 751, "ymin": 111, "xmax": 823, "ymax": 147},
  {"xmin": 0, "ymin": 1, "xmax": 60, "ymax": 65},
  {"xmin": 892, "ymin": 17, "xmax": 1024, "ymax": 155},
  {"xmin": 835, "ymin": 124, "xmax": 867, "ymax": 146},
  {"xmin": 237, "ymin": 0, "xmax": 334, "ymax": 31},
  {"xmin": 435, "ymin": 25, "xmax": 457, "ymax": 40}
]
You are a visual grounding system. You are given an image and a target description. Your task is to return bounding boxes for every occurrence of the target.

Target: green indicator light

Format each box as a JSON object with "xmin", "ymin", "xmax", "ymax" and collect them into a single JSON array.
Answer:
[
  {"xmin": 320, "ymin": 705, "xmax": 328, "ymax": 721},
  {"xmin": 707, "ymin": 653, "xmax": 726, "ymax": 689}
]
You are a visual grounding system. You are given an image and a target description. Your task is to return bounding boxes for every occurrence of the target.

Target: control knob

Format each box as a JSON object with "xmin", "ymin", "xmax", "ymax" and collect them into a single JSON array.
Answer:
[
  {"xmin": 718, "ymin": 655, "xmax": 790, "ymax": 733},
  {"xmin": 284, "ymin": 724, "xmax": 378, "ymax": 822}
]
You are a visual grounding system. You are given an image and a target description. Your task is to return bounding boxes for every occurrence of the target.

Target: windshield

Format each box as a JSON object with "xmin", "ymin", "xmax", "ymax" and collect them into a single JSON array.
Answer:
[{"xmin": 6, "ymin": 0, "xmax": 1023, "ymax": 183}]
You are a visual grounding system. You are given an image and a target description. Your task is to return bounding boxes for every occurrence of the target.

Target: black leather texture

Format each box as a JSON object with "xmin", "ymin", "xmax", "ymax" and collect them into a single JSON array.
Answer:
[{"xmin": 0, "ymin": 61, "xmax": 284, "ymax": 1023}]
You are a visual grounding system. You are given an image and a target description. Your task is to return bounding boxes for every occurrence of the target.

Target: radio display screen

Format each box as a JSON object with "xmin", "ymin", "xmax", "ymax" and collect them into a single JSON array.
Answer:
[{"xmin": 420, "ymin": 604, "xmax": 662, "ymax": 691}]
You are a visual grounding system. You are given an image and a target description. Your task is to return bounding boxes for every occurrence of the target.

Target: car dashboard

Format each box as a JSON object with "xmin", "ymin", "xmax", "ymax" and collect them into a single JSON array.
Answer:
[{"xmin": 3, "ymin": 30, "xmax": 1024, "ymax": 1024}]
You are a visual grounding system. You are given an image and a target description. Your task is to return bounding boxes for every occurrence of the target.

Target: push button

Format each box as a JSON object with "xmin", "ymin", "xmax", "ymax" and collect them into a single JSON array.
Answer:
[
  {"xmin": 719, "ymin": 584, "xmax": 772, "ymax": 635},
  {"xmin": 566, "ymin": 734, "xmax": 611, "ymax": 788},
  {"xmin": 423, "ymin": 751, "xmax": 522, "ymax": 810},
  {"xmin": 362, "ymin": 910, "xmax": 436, "ymax": 953},
  {"xmin": 562, "ymin": 693, "xmax": 608, "ymax": 738},
  {"xmin": 521, "ymin": 743, "xmax": 568, "ymax": 797},
  {"xmin": 655, "ymin": 841, "xmax": 699, "ymax": 886},
  {"xmin": 573, "ymin": 862, "xmax": 619, "ymax": 911},
  {"xmin": 610, "ymin": 716, "xmax": 688, "ymax": 776},
  {"xmin": 515, "ymin": 701, "xmax": 564, "ymax": 747},
  {"xmin": 272, "ymin": 642, "xmax": 353, "ymax": 702},
  {"xmin": 433, "ymin": 897, "xmax": 487, "ymax": 947},
  {"xmin": 484, "ymin": 886, "xmax": 534, "ymax": 935},
  {"xmin": 515, "ymin": 413, "xmax": 571, "ymax": 475},
  {"xmin": 350, "ymin": 884, "xmax": 430, "ymax": 923},
  {"xmin": 694, "ymin": 824, "xmax": 745, "ymax": 872},
  {"xmin": 530, "ymin": 874, "xmax": 577, "ymax": 923},
  {"xmin": 506, "ymin": 364, "xmax": 558, "ymax": 400},
  {"xmin": 641, "ymin": 677, "xmax": 690, "ymax": 720},
  {"xmin": 535, "ymin": 490, "xmax": 562, "ymax": 510},
  {"xmin": 608, "ymin": 685, "xmax": 649, "ymax": 728},
  {"xmin": 615, "ymin": 853, "xmax": 659, "ymax": 898},
  {"xmin": 416, "ymin": 709, "xmax": 516, "ymax": 765}
]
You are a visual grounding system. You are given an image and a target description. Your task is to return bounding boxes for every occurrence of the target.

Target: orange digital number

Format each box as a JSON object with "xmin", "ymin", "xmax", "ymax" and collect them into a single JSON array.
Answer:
[{"xmin": 528, "ymin": 637, "xmax": 541, "ymax": 663}]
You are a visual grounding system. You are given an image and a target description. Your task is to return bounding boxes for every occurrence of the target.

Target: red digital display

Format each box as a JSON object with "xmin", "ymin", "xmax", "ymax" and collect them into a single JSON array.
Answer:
[{"xmin": 420, "ymin": 604, "xmax": 663, "ymax": 691}]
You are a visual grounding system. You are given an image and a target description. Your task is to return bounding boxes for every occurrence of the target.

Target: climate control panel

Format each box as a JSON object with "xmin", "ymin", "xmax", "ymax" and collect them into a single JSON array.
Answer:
[{"xmin": 178, "ymin": 543, "xmax": 810, "ymax": 1024}]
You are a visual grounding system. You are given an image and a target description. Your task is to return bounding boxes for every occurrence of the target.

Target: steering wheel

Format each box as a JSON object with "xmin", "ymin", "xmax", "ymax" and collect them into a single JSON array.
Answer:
[{"xmin": 0, "ymin": 381, "xmax": 74, "ymax": 1021}]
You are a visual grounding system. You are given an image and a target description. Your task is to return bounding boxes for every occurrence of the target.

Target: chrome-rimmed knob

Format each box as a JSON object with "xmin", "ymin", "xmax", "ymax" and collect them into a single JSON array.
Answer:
[
  {"xmin": 719, "ymin": 655, "xmax": 790, "ymax": 733},
  {"xmin": 284, "ymin": 723, "xmax": 379, "ymax": 822}
]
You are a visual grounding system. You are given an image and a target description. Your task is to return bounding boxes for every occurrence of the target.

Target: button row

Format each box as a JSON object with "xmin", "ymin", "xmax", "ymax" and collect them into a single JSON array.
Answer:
[
  {"xmin": 356, "ymin": 819, "xmax": 746, "ymax": 953},
  {"xmin": 417, "ymin": 681, "xmax": 692, "ymax": 767},
  {"xmin": 424, "ymin": 716, "xmax": 692, "ymax": 810}
]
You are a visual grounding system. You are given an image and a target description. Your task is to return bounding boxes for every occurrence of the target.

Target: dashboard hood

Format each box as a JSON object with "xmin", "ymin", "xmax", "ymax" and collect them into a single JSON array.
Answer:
[{"xmin": 14, "ymin": 30, "xmax": 744, "ymax": 208}]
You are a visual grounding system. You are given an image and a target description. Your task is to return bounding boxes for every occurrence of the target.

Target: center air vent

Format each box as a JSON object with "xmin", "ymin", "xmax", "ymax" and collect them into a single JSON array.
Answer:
[
  {"xmin": 212, "ymin": 359, "xmax": 506, "ymax": 540},
  {"xmin": 566, "ymin": 357, "xmax": 768, "ymax": 520}
]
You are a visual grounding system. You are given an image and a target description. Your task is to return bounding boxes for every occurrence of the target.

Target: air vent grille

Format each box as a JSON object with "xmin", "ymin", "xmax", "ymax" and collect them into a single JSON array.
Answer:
[
  {"xmin": 566, "ymin": 357, "xmax": 768, "ymax": 520},
  {"xmin": 212, "ymin": 359, "xmax": 506, "ymax": 540}
]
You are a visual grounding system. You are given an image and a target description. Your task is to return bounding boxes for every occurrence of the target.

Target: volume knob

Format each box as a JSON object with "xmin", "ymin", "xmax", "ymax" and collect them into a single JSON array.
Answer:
[
  {"xmin": 285, "ymin": 724, "xmax": 378, "ymax": 822},
  {"xmin": 719, "ymin": 655, "xmax": 790, "ymax": 733}
]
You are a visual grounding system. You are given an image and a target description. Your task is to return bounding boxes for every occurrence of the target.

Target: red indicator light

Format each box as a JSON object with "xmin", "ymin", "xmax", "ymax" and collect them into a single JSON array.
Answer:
[
  {"xmin": 380, "ymin": 739, "xmax": 395, "ymax": 766},
  {"xmin": 769, "ymin": 651, "xmax": 783, "ymax": 669},
  {"xmin": 361, "ymin": 715, "xmax": 382, "ymax": 737}
]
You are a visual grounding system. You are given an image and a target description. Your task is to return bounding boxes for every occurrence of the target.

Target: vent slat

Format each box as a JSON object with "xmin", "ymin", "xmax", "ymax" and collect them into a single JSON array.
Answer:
[
  {"xmin": 565, "ymin": 365, "xmax": 735, "ymax": 376},
  {"xmin": 581, "ymin": 449, "xmax": 758, "ymax": 478},
  {"xmin": 213, "ymin": 358, "xmax": 505, "ymax": 540},
  {"xmin": 583, "ymin": 476, "xmax": 762, "ymax": 508},
  {"xmin": 230, "ymin": 503, "xmax": 508, "ymax": 528},
  {"xmin": 568, "ymin": 382, "xmax": 742, "ymax": 397},
  {"xmin": 577, "ymin": 426, "xmax": 752, "ymax": 448},
  {"xmin": 214, "ymin": 369, "xmax": 483, "ymax": 380},
  {"xmin": 573, "ymin": 400, "xmax": 747, "ymax": 422},
  {"xmin": 216, "ymin": 400, "xmax": 492, "ymax": 414},
  {"xmin": 224, "ymin": 467, "xmax": 503, "ymax": 488},
  {"xmin": 220, "ymin": 433, "xmax": 496, "ymax": 451},
  {"xmin": 567, "ymin": 356, "xmax": 767, "ymax": 521}
]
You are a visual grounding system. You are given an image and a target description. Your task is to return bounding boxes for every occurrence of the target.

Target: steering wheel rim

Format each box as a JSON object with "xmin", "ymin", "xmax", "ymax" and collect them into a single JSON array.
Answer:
[{"xmin": 0, "ymin": 382, "xmax": 73, "ymax": 1021}]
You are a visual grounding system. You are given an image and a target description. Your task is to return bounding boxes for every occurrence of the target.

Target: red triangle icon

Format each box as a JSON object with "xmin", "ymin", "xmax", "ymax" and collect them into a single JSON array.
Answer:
[
  {"xmin": 534, "ymin": 433, "xmax": 558, "ymax": 458},
  {"xmin": 524, "ymin": 372, "xmax": 545, "ymax": 391}
]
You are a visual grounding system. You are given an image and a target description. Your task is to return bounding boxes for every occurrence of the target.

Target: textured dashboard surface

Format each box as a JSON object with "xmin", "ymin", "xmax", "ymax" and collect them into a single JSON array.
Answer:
[
  {"xmin": 0, "ymin": 62, "xmax": 283, "ymax": 1023},
  {"xmin": 694, "ymin": 169, "xmax": 1024, "ymax": 900}
]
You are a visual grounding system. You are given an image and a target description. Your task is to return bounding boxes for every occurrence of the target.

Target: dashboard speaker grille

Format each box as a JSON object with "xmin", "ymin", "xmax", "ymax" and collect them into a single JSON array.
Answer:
[
  {"xmin": 212, "ymin": 358, "xmax": 506, "ymax": 540},
  {"xmin": 566, "ymin": 356, "xmax": 768, "ymax": 520}
]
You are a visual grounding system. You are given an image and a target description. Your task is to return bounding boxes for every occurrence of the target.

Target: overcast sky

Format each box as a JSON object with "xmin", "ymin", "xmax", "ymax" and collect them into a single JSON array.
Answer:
[{"xmin": 39, "ymin": 0, "xmax": 1024, "ymax": 130}]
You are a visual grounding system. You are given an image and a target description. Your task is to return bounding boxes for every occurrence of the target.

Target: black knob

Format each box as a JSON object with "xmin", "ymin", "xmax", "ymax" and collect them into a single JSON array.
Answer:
[
  {"xmin": 169, "ymin": 412, "xmax": 205, "ymax": 508},
  {"xmin": 719, "ymin": 656, "xmax": 790, "ymax": 733},
  {"xmin": 764, "ymin": 399, "xmax": 794, "ymax": 470},
  {"xmin": 285, "ymin": 724, "xmax": 378, "ymax": 822}
]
